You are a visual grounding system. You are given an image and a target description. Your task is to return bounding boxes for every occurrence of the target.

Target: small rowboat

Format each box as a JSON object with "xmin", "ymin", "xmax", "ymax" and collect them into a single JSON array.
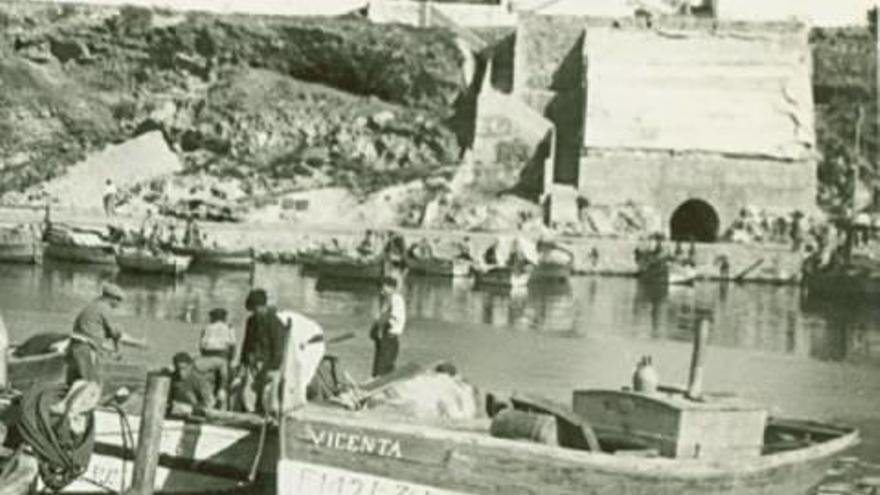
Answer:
[
  {"xmin": 116, "ymin": 249, "xmax": 192, "ymax": 276},
  {"xmin": 171, "ymin": 246, "xmax": 254, "ymax": 270},
  {"xmin": 8, "ymin": 347, "xmax": 148, "ymax": 394},
  {"xmin": 55, "ymin": 406, "xmax": 270, "ymax": 494},
  {"xmin": 45, "ymin": 243, "xmax": 117, "ymax": 265},
  {"xmin": 474, "ymin": 266, "xmax": 530, "ymax": 290},
  {"xmin": 407, "ymin": 257, "xmax": 471, "ymax": 278},
  {"xmin": 0, "ymin": 241, "xmax": 42, "ymax": 264},
  {"xmin": 0, "ymin": 452, "xmax": 38, "ymax": 495},
  {"xmin": 312, "ymin": 255, "xmax": 386, "ymax": 281},
  {"xmin": 529, "ymin": 261, "xmax": 572, "ymax": 285}
]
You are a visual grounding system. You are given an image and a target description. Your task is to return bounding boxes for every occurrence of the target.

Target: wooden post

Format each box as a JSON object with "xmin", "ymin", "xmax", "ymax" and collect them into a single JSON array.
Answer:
[
  {"xmin": 129, "ymin": 372, "xmax": 170, "ymax": 495},
  {"xmin": 0, "ymin": 313, "xmax": 8, "ymax": 390},
  {"xmin": 686, "ymin": 317, "xmax": 710, "ymax": 401}
]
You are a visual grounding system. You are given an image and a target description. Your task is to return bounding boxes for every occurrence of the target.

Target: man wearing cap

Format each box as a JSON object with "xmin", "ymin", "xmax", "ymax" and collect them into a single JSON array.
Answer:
[{"xmin": 64, "ymin": 283, "xmax": 125, "ymax": 397}]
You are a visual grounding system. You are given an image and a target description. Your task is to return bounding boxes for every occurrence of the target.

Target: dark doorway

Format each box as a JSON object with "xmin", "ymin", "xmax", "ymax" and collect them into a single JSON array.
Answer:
[{"xmin": 669, "ymin": 199, "xmax": 719, "ymax": 242}]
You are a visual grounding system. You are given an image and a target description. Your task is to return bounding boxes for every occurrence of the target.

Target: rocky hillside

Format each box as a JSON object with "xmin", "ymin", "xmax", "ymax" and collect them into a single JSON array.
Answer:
[{"xmin": 0, "ymin": 3, "xmax": 466, "ymax": 198}]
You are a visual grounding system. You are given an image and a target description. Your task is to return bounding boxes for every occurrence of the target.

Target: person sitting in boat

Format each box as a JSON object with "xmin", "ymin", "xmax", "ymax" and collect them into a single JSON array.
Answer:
[
  {"xmin": 453, "ymin": 236, "xmax": 474, "ymax": 261},
  {"xmin": 408, "ymin": 237, "xmax": 434, "ymax": 261},
  {"xmin": 357, "ymin": 229, "xmax": 378, "ymax": 257},
  {"xmin": 169, "ymin": 352, "xmax": 216, "ymax": 414},
  {"xmin": 197, "ymin": 308, "xmax": 236, "ymax": 410},
  {"xmin": 370, "ymin": 276, "xmax": 406, "ymax": 377},
  {"xmin": 236, "ymin": 289, "xmax": 287, "ymax": 413}
]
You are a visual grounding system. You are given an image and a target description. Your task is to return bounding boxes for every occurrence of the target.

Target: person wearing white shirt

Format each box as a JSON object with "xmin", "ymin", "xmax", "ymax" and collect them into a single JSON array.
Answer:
[
  {"xmin": 103, "ymin": 179, "xmax": 117, "ymax": 217},
  {"xmin": 370, "ymin": 276, "xmax": 406, "ymax": 377}
]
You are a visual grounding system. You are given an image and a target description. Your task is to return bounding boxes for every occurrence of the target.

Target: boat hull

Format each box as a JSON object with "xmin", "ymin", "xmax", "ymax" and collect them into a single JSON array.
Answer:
[
  {"xmin": 529, "ymin": 262, "xmax": 572, "ymax": 285},
  {"xmin": 8, "ymin": 349, "xmax": 148, "ymax": 393},
  {"xmin": 407, "ymin": 258, "xmax": 471, "ymax": 278},
  {"xmin": 0, "ymin": 241, "xmax": 41, "ymax": 264},
  {"xmin": 171, "ymin": 247, "xmax": 254, "ymax": 270},
  {"xmin": 313, "ymin": 256, "xmax": 387, "ymax": 281},
  {"xmin": 45, "ymin": 243, "xmax": 117, "ymax": 265},
  {"xmin": 117, "ymin": 250, "xmax": 192, "ymax": 276},
  {"xmin": 474, "ymin": 267, "xmax": 530, "ymax": 290},
  {"xmin": 56, "ymin": 408, "xmax": 271, "ymax": 494},
  {"xmin": 277, "ymin": 407, "xmax": 857, "ymax": 495}
]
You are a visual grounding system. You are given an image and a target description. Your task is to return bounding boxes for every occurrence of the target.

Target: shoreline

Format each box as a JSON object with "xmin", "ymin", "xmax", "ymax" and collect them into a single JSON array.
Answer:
[{"xmin": 0, "ymin": 206, "xmax": 805, "ymax": 283}]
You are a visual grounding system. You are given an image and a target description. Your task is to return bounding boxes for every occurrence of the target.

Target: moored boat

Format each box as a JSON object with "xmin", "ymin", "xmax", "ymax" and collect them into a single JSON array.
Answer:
[
  {"xmin": 116, "ymin": 248, "xmax": 192, "ymax": 276},
  {"xmin": 171, "ymin": 246, "xmax": 254, "ymax": 270},
  {"xmin": 668, "ymin": 263, "xmax": 698, "ymax": 285},
  {"xmin": 474, "ymin": 266, "xmax": 530, "ymax": 290},
  {"xmin": 8, "ymin": 346, "xmax": 148, "ymax": 393},
  {"xmin": 312, "ymin": 254, "xmax": 389, "ymax": 281},
  {"xmin": 529, "ymin": 261, "xmax": 572, "ymax": 285},
  {"xmin": 45, "ymin": 243, "xmax": 117, "ymax": 265},
  {"xmin": 407, "ymin": 257, "xmax": 472, "ymax": 278},
  {"xmin": 0, "ymin": 224, "xmax": 42, "ymax": 264}
]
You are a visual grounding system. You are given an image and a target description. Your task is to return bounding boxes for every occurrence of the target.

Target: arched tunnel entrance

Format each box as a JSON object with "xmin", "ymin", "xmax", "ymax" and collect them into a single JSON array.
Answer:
[{"xmin": 669, "ymin": 199, "xmax": 720, "ymax": 242}]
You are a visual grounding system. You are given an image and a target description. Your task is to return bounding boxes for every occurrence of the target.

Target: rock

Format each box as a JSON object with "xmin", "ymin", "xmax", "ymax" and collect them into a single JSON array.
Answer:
[
  {"xmin": 859, "ymin": 477, "xmax": 880, "ymax": 488},
  {"xmin": 818, "ymin": 482, "xmax": 856, "ymax": 494},
  {"xmin": 370, "ymin": 110, "xmax": 395, "ymax": 128},
  {"xmin": 49, "ymin": 36, "xmax": 91, "ymax": 63}
]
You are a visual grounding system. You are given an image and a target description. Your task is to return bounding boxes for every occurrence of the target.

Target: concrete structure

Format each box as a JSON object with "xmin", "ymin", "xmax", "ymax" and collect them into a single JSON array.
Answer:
[
  {"xmin": 715, "ymin": 0, "xmax": 872, "ymax": 27},
  {"xmin": 578, "ymin": 24, "xmax": 817, "ymax": 241},
  {"xmin": 480, "ymin": 14, "xmax": 818, "ymax": 239}
]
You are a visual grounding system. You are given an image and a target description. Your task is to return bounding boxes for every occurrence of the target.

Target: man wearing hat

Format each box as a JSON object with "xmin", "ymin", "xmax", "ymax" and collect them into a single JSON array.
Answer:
[{"xmin": 66, "ymin": 282, "xmax": 126, "ymax": 388}]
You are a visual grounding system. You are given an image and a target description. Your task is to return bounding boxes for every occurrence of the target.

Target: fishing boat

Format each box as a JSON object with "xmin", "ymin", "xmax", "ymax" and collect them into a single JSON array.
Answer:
[
  {"xmin": 8, "ymin": 345, "xmax": 148, "ymax": 393},
  {"xmin": 474, "ymin": 266, "xmax": 531, "ymax": 290},
  {"xmin": 274, "ymin": 320, "xmax": 858, "ymax": 495},
  {"xmin": 312, "ymin": 254, "xmax": 390, "ymax": 281},
  {"xmin": 407, "ymin": 256, "xmax": 472, "ymax": 278},
  {"xmin": 0, "ymin": 451, "xmax": 38, "ymax": 495},
  {"xmin": 45, "ymin": 243, "xmax": 117, "ymax": 265},
  {"xmin": 44, "ymin": 224, "xmax": 117, "ymax": 265},
  {"xmin": 116, "ymin": 248, "xmax": 192, "ymax": 276},
  {"xmin": 529, "ymin": 261, "xmax": 572, "ymax": 285},
  {"xmin": 55, "ymin": 406, "xmax": 270, "ymax": 494},
  {"xmin": 171, "ymin": 246, "xmax": 254, "ymax": 270},
  {"xmin": 0, "ymin": 225, "xmax": 42, "ymax": 264}
]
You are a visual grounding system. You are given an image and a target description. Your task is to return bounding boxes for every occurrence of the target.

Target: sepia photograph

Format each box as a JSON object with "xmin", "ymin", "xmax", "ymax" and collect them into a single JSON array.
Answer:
[{"xmin": 0, "ymin": 0, "xmax": 877, "ymax": 494}]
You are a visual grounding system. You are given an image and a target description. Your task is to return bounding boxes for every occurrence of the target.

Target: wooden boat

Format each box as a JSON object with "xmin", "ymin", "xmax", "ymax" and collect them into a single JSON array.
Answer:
[
  {"xmin": 45, "ymin": 243, "xmax": 117, "ymax": 265},
  {"xmin": 312, "ymin": 255, "xmax": 387, "ymax": 281},
  {"xmin": 474, "ymin": 266, "xmax": 530, "ymax": 290},
  {"xmin": 275, "ymin": 375, "xmax": 857, "ymax": 495},
  {"xmin": 171, "ymin": 246, "xmax": 254, "ymax": 270},
  {"xmin": 0, "ymin": 240, "xmax": 42, "ymax": 264},
  {"xmin": 0, "ymin": 451, "xmax": 38, "ymax": 495},
  {"xmin": 8, "ymin": 347, "xmax": 148, "ymax": 393},
  {"xmin": 116, "ymin": 248, "xmax": 192, "ymax": 276},
  {"xmin": 529, "ymin": 261, "xmax": 572, "ymax": 285},
  {"xmin": 668, "ymin": 263, "xmax": 698, "ymax": 285},
  {"xmin": 54, "ymin": 406, "xmax": 270, "ymax": 494},
  {"xmin": 407, "ymin": 257, "xmax": 472, "ymax": 278},
  {"xmin": 802, "ymin": 255, "xmax": 880, "ymax": 299}
]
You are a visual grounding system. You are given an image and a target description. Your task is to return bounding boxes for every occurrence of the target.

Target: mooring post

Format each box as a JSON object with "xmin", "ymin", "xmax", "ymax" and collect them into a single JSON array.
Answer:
[
  {"xmin": 129, "ymin": 372, "xmax": 170, "ymax": 495},
  {"xmin": 0, "ymin": 313, "xmax": 8, "ymax": 390},
  {"xmin": 686, "ymin": 317, "xmax": 710, "ymax": 400}
]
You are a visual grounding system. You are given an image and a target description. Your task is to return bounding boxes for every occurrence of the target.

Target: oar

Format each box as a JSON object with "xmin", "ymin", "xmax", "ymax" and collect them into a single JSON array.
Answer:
[{"xmin": 323, "ymin": 332, "xmax": 355, "ymax": 345}]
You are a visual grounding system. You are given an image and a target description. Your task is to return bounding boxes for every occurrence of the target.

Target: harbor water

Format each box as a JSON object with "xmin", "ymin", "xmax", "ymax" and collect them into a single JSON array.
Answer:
[{"xmin": 1, "ymin": 260, "xmax": 880, "ymax": 471}]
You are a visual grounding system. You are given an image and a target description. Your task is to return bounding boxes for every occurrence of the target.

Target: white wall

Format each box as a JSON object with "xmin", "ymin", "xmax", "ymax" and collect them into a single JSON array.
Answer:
[{"xmin": 715, "ymin": 0, "xmax": 873, "ymax": 27}]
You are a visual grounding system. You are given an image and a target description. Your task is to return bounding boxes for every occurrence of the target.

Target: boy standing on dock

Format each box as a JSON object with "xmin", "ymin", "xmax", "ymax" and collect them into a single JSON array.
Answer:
[{"xmin": 370, "ymin": 276, "xmax": 406, "ymax": 377}]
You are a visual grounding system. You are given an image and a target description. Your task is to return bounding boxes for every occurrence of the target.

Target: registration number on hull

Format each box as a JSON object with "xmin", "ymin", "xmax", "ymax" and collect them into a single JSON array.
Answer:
[{"xmin": 277, "ymin": 459, "xmax": 468, "ymax": 495}]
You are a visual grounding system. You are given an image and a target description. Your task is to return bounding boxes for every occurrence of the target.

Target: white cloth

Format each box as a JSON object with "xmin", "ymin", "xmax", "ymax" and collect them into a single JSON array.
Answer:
[
  {"xmin": 277, "ymin": 310, "xmax": 325, "ymax": 410},
  {"xmin": 199, "ymin": 322, "xmax": 236, "ymax": 354},
  {"xmin": 379, "ymin": 293, "xmax": 406, "ymax": 336}
]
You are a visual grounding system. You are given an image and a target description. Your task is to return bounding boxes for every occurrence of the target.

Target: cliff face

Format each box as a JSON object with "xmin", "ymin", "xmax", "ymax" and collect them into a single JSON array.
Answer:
[{"xmin": 0, "ymin": 3, "xmax": 466, "ymax": 199}]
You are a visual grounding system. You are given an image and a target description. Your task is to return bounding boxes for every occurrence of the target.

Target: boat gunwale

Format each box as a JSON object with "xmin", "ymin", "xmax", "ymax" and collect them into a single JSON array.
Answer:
[{"xmin": 282, "ymin": 405, "xmax": 859, "ymax": 479}]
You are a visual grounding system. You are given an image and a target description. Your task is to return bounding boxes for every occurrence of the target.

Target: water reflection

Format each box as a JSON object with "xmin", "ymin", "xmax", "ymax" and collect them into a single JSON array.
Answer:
[{"xmin": 2, "ymin": 263, "xmax": 880, "ymax": 365}]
